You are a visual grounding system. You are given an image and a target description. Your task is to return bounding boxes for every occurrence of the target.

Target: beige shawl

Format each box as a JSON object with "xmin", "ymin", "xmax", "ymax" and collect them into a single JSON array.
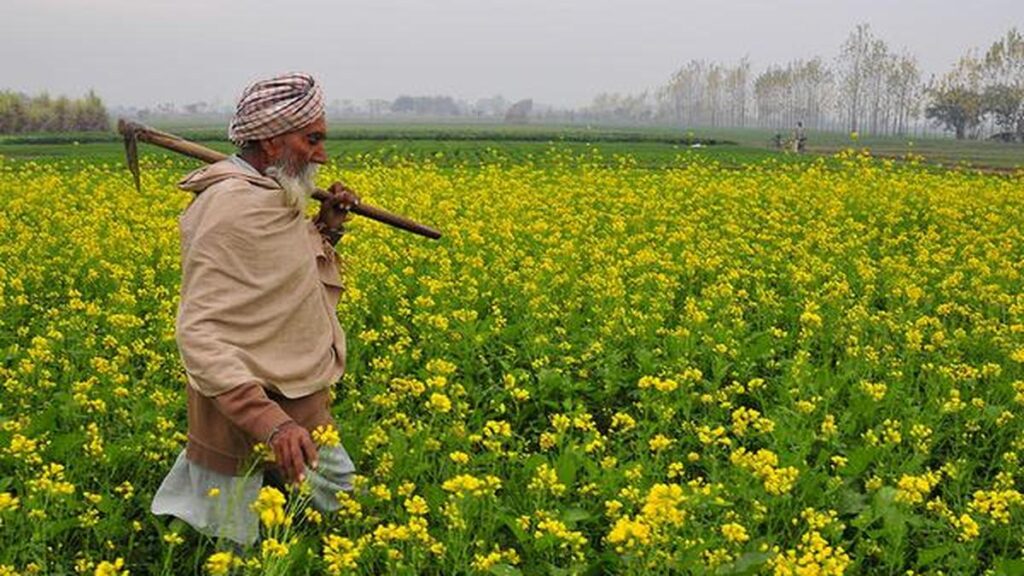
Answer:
[{"xmin": 176, "ymin": 159, "xmax": 346, "ymax": 398}]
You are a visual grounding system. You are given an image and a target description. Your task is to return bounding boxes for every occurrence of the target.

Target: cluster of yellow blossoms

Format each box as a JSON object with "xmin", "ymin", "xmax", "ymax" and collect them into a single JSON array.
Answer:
[{"xmin": 730, "ymin": 448, "xmax": 800, "ymax": 496}]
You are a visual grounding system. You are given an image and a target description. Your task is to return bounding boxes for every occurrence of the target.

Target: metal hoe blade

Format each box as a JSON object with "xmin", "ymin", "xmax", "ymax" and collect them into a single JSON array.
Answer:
[{"xmin": 120, "ymin": 119, "xmax": 142, "ymax": 192}]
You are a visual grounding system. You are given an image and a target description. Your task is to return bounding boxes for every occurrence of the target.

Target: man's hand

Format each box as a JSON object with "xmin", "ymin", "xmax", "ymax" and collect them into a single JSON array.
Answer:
[
  {"xmin": 269, "ymin": 422, "xmax": 319, "ymax": 485},
  {"xmin": 315, "ymin": 182, "xmax": 361, "ymax": 231}
]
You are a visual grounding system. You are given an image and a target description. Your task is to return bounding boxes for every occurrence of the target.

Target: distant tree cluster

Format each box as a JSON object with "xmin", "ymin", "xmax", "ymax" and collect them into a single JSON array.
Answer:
[
  {"xmin": 834, "ymin": 24, "xmax": 923, "ymax": 136},
  {"xmin": 112, "ymin": 94, "xmax": 533, "ymax": 124},
  {"xmin": 926, "ymin": 29, "xmax": 1024, "ymax": 140},
  {"xmin": 581, "ymin": 24, "xmax": 924, "ymax": 136},
  {"xmin": 503, "ymin": 99, "xmax": 533, "ymax": 124},
  {"xmin": 579, "ymin": 24, "xmax": 1022, "ymax": 140},
  {"xmin": 658, "ymin": 59, "xmax": 753, "ymax": 128},
  {"xmin": 391, "ymin": 95, "xmax": 462, "ymax": 116},
  {"xmin": 0, "ymin": 90, "xmax": 109, "ymax": 134},
  {"xmin": 754, "ymin": 58, "xmax": 834, "ymax": 131},
  {"xmin": 299, "ymin": 94, "xmax": 536, "ymax": 124},
  {"xmin": 581, "ymin": 92, "xmax": 654, "ymax": 124}
]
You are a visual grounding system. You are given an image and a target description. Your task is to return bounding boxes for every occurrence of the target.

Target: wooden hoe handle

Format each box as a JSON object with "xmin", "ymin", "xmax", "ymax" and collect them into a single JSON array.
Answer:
[{"xmin": 117, "ymin": 119, "xmax": 442, "ymax": 240}]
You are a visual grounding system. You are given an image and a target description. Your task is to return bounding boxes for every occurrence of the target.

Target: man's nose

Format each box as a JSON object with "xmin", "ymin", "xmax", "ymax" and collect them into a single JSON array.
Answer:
[{"xmin": 310, "ymin": 144, "xmax": 328, "ymax": 164}]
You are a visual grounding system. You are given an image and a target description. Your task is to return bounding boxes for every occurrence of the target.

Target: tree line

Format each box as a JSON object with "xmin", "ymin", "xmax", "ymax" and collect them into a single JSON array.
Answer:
[
  {"xmin": 927, "ymin": 28, "xmax": 1024, "ymax": 140},
  {"xmin": 583, "ymin": 24, "xmax": 1024, "ymax": 141},
  {"xmin": 0, "ymin": 90, "xmax": 110, "ymax": 134},
  {"xmin": 15, "ymin": 25, "xmax": 1017, "ymax": 142}
]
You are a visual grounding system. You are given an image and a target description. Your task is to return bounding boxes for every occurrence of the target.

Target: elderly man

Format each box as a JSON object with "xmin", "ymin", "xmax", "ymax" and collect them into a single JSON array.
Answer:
[{"xmin": 151, "ymin": 73, "xmax": 358, "ymax": 545}]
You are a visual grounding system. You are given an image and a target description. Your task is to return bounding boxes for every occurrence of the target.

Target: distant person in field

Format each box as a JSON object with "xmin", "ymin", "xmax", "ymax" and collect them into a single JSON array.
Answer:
[
  {"xmin": 151, "ymin": 72, "xmax": 359, "ymax": 545},
  {"xmin": 793, "ymin": 121, "xmax": 807, "ymax": 153}
]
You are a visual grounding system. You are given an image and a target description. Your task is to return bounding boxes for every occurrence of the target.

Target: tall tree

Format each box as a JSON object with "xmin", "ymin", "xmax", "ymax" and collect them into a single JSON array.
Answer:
[
  {"xmin": 725, "ymin": 58, "xmax": 752, "ymax": 127},
  {"xmin": 886, "ymin": 52, "xmax": 923, "ymax": 135},
  {"xmin": 754, "ymin": 58, "xmax": 834, "ymax": 130},
  {"xmin": 926, "ymin": 54, "xmax": 985, "ymax": 139},
  {"xmin": 981, "ymin": 28, "xmax": 1024, "ymax": 139},
  {"xmin": 863, "ymin": 36, "xmax": 890, "ymax": 134},
  {"xmin": 836, "ymin": 23, "xmax": 875, "ymax": 133}
]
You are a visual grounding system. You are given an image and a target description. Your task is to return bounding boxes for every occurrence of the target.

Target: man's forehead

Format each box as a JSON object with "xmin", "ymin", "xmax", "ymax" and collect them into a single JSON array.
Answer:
[{"xmin": 297, "ymin": 116, "xmax": 327, "ymax": 135}]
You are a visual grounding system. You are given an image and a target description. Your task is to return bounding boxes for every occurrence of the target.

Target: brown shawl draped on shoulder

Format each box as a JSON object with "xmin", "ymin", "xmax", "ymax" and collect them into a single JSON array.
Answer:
[{"xmin": 175, "ymin": 159, "xmax": 346, "ymax": 400}]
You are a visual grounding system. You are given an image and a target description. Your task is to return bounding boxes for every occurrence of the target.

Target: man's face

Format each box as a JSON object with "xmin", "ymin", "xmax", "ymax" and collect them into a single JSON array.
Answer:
[
  {"xmin": 272, "ymin": 115, "xmax": 328, "ymax": 176},
  {"xmin": 262, "ymin": 115, "xmax": 327, "ymax": 210}
]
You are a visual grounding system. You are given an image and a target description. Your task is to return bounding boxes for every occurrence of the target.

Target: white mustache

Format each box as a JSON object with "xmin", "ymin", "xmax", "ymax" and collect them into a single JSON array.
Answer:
[{"xmin": 267, "ymin": 163, "xmax": 319, "ymax": 212}]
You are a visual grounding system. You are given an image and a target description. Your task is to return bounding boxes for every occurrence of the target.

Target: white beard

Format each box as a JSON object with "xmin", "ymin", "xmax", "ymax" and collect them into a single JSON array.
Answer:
[{"xmin": 266, "ymin": 162, "xmax": 318, "ymax": 213}]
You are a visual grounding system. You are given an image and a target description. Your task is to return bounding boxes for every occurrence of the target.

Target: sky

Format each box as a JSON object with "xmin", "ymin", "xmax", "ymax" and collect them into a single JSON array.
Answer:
[{"xmin": 1, "ymin": 0, "xmax": 1021, "ymax": 109}]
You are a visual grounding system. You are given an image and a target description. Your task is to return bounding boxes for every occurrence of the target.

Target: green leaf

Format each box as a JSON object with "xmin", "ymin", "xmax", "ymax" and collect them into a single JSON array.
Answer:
[
  {"xmin": 876, "ymin": 488, "xmax": 908, "ymax": 543},
  {"xmin": 523, "ymin": 453, "xmax": 546, "ymax": 471},
  {"xmin": 994, "ymin": 559, "xmax": 1024, "ymax": 576},
  {"xmin": 916, "ymin": 545, "xmax": 951, "ymax": 567},
  {"xmin": 634, "ymin": 348, "xmax": 655, "ymax": 373},
  {"xmin": 844, "ymin": 446, "xmax": 876, "ymax": 477},
  {"xmin": 538, "ymin": 369, "xmax": 566, "ymax": 390},
  {"xmin": 555, "ymin": 449, "xmax": 581, "ymax": 487},
  {"xmin": 547, "ymin": 565, "xmax": 571, "ymax": 576},
  {"xmin": 873, "ymin": 486, "xmax": 897, "ymax": 507},
  {"xmin": 488, "ymin": 564, "xmax": 523, "ymax": 576},
  {"xmin": 561, "ymin": 507, "xmax": 592, "ymax": 526},
  {"xmin": 720, "ymin": 551, "xmax": 771, "ymax": 574},
  {"xmin": 839, "ymin": 487, "xmax": 868, "ymax": 515}
]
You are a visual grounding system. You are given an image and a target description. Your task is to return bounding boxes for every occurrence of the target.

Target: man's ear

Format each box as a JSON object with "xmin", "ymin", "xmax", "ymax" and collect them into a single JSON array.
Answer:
[{"xmin": 258, "ymin": 137, "xmax": 284, "ymax": 163}]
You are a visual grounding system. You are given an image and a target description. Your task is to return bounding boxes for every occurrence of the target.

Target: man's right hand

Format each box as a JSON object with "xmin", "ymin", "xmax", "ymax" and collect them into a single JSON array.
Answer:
[
  {"xmin": 269, "ymin": 421, "xmax": 319, "ymax": 485},
  {"xmin": 315, "ymin": 182, "xmax": 361, "ymax": 231}
]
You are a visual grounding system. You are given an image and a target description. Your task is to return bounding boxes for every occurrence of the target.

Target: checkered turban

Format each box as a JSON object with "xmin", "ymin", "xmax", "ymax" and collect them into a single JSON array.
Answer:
[{"xmin": 228, "ymin": 72, "xmax": 325, "ymax": 146}]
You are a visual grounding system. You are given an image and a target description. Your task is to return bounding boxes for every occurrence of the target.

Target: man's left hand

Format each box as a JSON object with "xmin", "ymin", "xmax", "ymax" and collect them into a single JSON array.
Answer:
[
  {"xmin": 269, "ymin": 421, "xmax": 319, "ymax": 485},
  {"xmin": 316, "ymin": 182, "xmax": 361, "ymax": 231}
]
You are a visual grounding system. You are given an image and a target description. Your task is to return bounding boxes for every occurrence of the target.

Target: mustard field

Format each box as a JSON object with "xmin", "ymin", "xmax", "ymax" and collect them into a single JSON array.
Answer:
[{"xmin": 0, "ymin": 150, "xmax": 1023, "ymax": 574}]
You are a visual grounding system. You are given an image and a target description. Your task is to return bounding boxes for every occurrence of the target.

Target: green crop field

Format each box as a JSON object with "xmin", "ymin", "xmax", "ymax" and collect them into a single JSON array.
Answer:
[
  {"xmin": 1, "ymin": 128, "xmax": 1023, "ymax": 575},
  {"xmin": 2, "ymin": 122, "xmax": 1021, "ymax": 171}
]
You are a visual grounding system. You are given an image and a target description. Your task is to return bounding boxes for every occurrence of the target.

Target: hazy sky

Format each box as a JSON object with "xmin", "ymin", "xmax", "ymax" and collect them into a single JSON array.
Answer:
[{"xmin": 2, "ymin": 0, "xmax": 1021, "ymax": 109}]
